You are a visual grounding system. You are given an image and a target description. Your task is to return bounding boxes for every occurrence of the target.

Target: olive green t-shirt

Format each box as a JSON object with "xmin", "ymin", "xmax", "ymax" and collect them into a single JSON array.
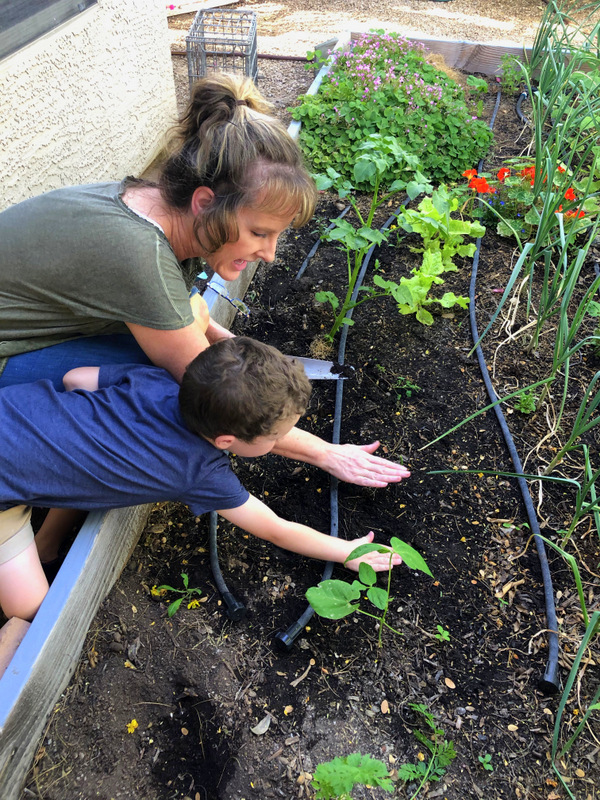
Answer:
[{"xmin": 0, "ymin": 182, "xmax": 197, "ymax": 359}]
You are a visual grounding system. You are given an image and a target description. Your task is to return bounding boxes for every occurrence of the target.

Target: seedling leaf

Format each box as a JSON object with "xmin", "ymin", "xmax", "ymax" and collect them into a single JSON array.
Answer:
[{"xmin": 391, "ymin": 538, "xmax": 433, "ymax": 576}]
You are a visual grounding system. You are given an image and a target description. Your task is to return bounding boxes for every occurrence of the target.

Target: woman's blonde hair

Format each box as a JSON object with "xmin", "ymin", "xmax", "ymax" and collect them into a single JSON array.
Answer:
[{"xmin": 159, "ymin": 74, "xmax": 317, "ymax": 253}]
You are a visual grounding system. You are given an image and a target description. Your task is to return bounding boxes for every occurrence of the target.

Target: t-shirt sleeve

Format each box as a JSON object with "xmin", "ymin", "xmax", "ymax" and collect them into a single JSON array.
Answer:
[
  {"xmin": 98, "ymin": 364, "xmax": 143, "ymax": 389},
  {"xmin": 184, "ymin": 460, "xmax": 250, "ymax": 518}
]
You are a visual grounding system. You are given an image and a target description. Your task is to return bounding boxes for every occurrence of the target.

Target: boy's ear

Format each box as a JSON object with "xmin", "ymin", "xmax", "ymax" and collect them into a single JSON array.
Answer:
[
  {"xmin": 191, "ymin": 186, "xmax": 215, "ymax": 215},
  {"xmin": 213, "ymin": 433, "xmax": 236, "ymax": 451}
]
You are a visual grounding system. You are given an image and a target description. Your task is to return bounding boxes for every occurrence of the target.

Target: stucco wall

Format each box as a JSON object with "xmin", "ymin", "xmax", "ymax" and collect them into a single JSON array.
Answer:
[{"xmin": 0, "ymin": 0, "xmax": 177, "ymax": 211}]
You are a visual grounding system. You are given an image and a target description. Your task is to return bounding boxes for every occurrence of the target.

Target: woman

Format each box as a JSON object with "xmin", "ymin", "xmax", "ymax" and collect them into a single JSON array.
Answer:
[
  {"xmin": 0, "ymin": 74, "xmax": 409, "ymax": 487},
  {"xmin": 0, "ymin": 73, "xmax": 314, "ymax": 387}
]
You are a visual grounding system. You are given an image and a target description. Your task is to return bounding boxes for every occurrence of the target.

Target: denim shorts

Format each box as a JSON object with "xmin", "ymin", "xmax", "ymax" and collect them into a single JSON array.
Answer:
[{"xmin": 0, "ymin": 334, "xmax": 152, "ymax": 391}]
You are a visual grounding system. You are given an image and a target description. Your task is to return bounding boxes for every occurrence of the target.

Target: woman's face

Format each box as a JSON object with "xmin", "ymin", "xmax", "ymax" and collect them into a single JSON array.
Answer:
[{"xmin": 205, "ymin": 204, "xmax": 296, "ymax": 282}]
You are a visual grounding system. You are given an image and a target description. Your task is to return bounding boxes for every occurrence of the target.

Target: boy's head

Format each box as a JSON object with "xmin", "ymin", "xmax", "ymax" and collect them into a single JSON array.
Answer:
[{"xmin": 179, "ymin": 337, "xmax": 312, "ymax": 456}]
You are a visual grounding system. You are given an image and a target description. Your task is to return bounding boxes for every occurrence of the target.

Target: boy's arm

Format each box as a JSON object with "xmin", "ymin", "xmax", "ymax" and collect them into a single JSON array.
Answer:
[
  {"xmin": 63, "ymin": 367, "xmax": 100, "ymax": 392},
  {"xmin": 270, "ymin": 426, "xmax": 411, "ymax": 488},
  {"xmin": 218, "ymin": 495, "xmax": 401, "ymax": 572}
]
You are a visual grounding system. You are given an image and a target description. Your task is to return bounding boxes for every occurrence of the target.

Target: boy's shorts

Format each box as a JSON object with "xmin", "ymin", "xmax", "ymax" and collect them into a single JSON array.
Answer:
[{"xmin": 0, "ymin": 505, "xmax": 34, "ymax": 565}]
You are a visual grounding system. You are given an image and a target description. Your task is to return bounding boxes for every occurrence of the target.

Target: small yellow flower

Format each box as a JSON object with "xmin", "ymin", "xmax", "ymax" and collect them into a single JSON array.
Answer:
[
  {"xmin": 126, "ymin": 719, "xmax": 138, "ymax": 734},
  {"xmin": 187, "ymin": 599, "xmax": 201, "ymax": 609},
  {"xmin": 151, "ymin": 585, "xmax": 167, "ymax": 598}
]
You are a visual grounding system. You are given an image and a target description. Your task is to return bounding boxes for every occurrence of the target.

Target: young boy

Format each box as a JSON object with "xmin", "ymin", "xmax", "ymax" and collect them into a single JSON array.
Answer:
[{"xmin": 0, "ymin": 337, "xmax": 403, "ymax": 621}]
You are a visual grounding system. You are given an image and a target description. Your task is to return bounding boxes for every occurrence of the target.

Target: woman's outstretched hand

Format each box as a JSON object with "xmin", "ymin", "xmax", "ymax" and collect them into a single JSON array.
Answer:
[
  {"xmin": 344, "ymin": 531, "xmax": 402, "ymax": 572},
  {"xmin": 323, "ymin": 441, "xmax": 410, "ymax": 487}
]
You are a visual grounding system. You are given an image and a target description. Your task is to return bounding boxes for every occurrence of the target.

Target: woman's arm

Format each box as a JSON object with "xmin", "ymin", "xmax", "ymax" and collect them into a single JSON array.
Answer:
[
  {"xmin": 219, "ymin": 495, "xmax": 401, "ymax": 572},
  {"xmin": 270, "ymin": 427, "xmax": 411, "ymax": 488},
  {"xmin": 126, "ymin": 320, "xmax": 209, "ymax": 383}
]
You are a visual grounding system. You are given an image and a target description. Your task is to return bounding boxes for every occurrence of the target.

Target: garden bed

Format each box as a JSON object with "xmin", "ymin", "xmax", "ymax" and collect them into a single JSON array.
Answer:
[{"xmin": 21, "ymin": 77, "xmax": 600, "ymax": 800}]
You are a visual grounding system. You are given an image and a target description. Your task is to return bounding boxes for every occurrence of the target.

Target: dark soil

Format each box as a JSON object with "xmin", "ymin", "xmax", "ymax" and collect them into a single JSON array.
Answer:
[{"xmin": 22, "ymin": 77, "xmax": 600, "ymax": 800}]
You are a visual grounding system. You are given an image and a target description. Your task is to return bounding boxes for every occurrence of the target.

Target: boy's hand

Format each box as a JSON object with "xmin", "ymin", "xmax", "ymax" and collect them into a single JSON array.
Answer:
[
  {"xmin": 344, "ymin": 531, "xmax": 402, "ymax": 573},
  {"xmin": 323, "ymin": 441, "xmax": 410, "ymax": 487}
]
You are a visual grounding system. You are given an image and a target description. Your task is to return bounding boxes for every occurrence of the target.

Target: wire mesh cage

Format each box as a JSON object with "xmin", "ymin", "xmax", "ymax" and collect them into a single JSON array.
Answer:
[{"xmin": 186, "ymin": 9, "xmax": 258, "ymax": 89}]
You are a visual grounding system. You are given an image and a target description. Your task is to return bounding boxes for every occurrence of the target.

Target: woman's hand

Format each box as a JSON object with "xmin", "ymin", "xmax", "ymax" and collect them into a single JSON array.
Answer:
[
  {"xmin": 344, "ymin": 531, "xmax": 402, "ymax": 573},
  {"xmin": 322, "ymin": 441, "xmax": 410, "ymax": 487}
]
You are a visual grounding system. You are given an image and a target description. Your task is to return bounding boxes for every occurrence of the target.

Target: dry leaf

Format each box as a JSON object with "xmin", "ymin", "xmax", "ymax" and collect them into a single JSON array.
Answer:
[{"xmin": 444, "ymin": 677, "xmax": 456, "ymax": 689}]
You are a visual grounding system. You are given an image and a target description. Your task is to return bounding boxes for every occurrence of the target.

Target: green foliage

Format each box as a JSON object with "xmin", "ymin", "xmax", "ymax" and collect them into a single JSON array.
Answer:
[
  {"xmin": 394, "ymin": 375, "xmax": 421, "ymax": 399},
  {"xmin": 291, "ymin": 31, "xmax": 493, "ymax": 187},
  {"xmin": 479, "ymin": 753, "xmax": 494, "ymax": 772},
  {"xmin": 311, "ymin": 753, "xmax": 394, "ymax": 799},
  {"xmin": 314, "ymin": 135, "xmax": 432, "ymax": 339},
  {"xmin": 156, "ymin": 572, "xmax": 203, "ymax": 617},
  {"xmin": 514, "ymin": 388, "xmax": 538, "ymax": 414},
  {"xmin": 398, "ymin": 704, "xmax": 457, "ymax": 797},
  {"xmin": 498, "ymin": 53, "xmax": 524, "ymax": 94},
  {"xmin": 466, "ymin": 75, "xmax": 488, "ymax": 94},
  {"xmin": 370, "ymin": 185, "xmax": 478, "ymax": 326},
  {"xmin": 306, "ymin": 537, "xmax": 432, "ymax": 646},
  {"xmin": 434, "ymin": 624, "xmax": 450, "ymax": 642}
]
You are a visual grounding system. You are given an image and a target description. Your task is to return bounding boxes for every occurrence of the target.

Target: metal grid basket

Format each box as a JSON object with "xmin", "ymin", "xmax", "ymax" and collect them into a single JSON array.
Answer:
[{"xmin": 186, "ymin": 9, "xmax": 258, "ymax": 89}]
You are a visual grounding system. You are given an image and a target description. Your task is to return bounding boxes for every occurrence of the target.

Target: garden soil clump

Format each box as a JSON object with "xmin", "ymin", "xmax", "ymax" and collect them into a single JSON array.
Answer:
[{"xmin": 23, "ymin": 72, "xmax": 600, "ymax": 800}]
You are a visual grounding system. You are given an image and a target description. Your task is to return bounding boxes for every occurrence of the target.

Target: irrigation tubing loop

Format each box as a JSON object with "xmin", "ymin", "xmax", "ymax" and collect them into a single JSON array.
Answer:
[
  {"xmin": 471, "ymin": 90, "xmax": 559, "ymax": 693},
  {"xmin": 209, "ymin": 91, "xmax": 561, "ymax": 683}
]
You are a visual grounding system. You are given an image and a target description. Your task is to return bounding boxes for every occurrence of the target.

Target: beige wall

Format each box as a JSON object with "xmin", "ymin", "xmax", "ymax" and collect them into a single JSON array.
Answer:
[{"xmin": 0, "ymin": 0, "xmax": 177, "ymax": 211}]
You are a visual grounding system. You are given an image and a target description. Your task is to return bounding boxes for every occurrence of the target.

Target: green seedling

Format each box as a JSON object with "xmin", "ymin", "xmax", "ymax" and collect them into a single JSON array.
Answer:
[
  {"xmin": 398, "ymin": 704, "xmax": 457, "ymax": 799},
  {"xmin": 394, "ymin": 375, "xmax": 421, "ymax": 400},
  {"xmin": 311, "ymin": 753, "xmax": 394, "ymax": 799},
  {"xmin": 434, "ymin": 624, "xmax": 450, "ymax": 643},
  {"xmin": 514, "ymin": 388, "xmax": 538, "ymax": 414},
  {"xmin": 156, "ymin": 572, "xmax": 203, "ymax": 617},
  {"xmin": 306, "ymin": 538, "xmax": 432, "ymax": 647},
  {"xmin": 479, "ymin": 753, "xmax": 494, "ymax": 772}
]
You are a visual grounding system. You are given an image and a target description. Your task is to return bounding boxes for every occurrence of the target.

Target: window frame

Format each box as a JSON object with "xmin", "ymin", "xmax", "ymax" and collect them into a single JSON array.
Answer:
[{"xmin": 0, "ymin": 0, "xmax": 97, "ymax": 62}]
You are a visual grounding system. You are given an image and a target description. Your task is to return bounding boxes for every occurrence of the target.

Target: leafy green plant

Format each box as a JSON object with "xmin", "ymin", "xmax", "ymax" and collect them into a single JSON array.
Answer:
[
  {"xmin": 372, "ymin": 185, "xmax": 480, "ymax": 325},
  {"xmin": 434, "ymin": 624, "xmax": 450, "ymax": 643},
  {"xmin": 394, "ymin": 375, "xmax": 421, "ymax": 400},
  {"xmin": 479, "ymin": 753, "xmax": 494, "ymax": 772},
  {"xmin": 514, "ymin": 388, "xmax": 538, "ymax": 414},
  {"xmin": 292, "ymin": 31, "xmax": 493, "ymax": 186},
  {"xmin": 466, "ymin": 75, "xmax": 488, "ymax": 95},
  {"xmin": 156, "ymin": 572, "xmax": 203, "ymax": 617},
  {"xmin": 498, "ymin": 53, "xmax": 524, "ymax": 94},
  {"xmin": 311, "ymin": 753, "xmax": 394, "ymax": 799},
  {"xmin": 314, "ymin": 133, "xmax": 432, "ymax": 339},
  {"xmin": 306, "ymin": 538, "xmax": 432, "ymax": 647},
  {"xmin": 398, "ymin": 704, "xmax": 457, "ymax": 798}
]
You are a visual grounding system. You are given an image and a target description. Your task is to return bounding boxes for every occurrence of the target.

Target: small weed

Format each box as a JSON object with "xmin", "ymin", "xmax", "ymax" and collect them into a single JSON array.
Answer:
[
  {"xmin": 394, "ymin": 375, "xmax": 421, "ymax": 400},
  {"xmin": 156, "ymin": 572, "xmax": 203, "ymax": 617},
  {"xmin": 514, "ymin": 388, "xmax": 538, "ymax": 414},
  {"xmin": 434, "ymin": 624, "xmax": 450, "ymax": 642},
  {"xmin": 479, "ymin": 753, "xmax": 494, "ymax": 772},
  {"xmin": 398, "ymin": 704, "xmax": 457, "ymax": 798},
  {"xmin": 498, "ymin": 53, "xmax": 523, "ymax": 94},
  {"xmin": 311, "ymin": 753, "xmax": 394, "ymax": 799}
]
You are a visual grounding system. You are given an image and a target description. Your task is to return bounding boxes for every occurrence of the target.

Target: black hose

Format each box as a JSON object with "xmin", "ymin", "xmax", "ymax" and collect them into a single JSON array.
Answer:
[
  {"xmin": 516, "ymin": 90, "xmax": 530, "ymax": 126},
  {"xmin": 470, "ymin": 90, "xmax": 560, "ymax": 693},
  {"xmin": 296, "ymin": 206, "xmax": 351, "ymax": 281},
  {"xmin": 208, "ymin": 510, "xmax": 246, "ymax": 621}
]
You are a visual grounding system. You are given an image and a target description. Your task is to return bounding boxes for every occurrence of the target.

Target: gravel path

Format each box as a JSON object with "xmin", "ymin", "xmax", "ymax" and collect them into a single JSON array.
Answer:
[{"xmin": 168, "ymin": 0, "xmax": 547, "ymax": 57}]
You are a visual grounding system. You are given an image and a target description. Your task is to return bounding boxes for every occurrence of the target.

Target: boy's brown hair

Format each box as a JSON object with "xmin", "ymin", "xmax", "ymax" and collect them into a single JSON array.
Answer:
[{"xmin": 179, "ymin": 337, "xmax": 311, "ymax": 442}]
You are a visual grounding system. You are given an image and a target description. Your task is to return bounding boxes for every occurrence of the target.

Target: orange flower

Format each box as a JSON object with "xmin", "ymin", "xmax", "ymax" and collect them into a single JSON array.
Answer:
[
  {"xmin": 469, "ymin": 176, "xmax": 495, "ymax": 194},
  {"xmin": 564, "ymin": 187, "xmax": 576, "ymax": 201},
  {"xmin": 463, "ymin": 169, "xmax": 477, "ymax": 179},
  {"xmin": 557, "ymin": 165, "xmax": 566, "ymax": 173},
  {"xmin": 497, "ymin": 167, "xmax": 510, "ymax": 182},
  {"xmin": 565, "ymin": 208, "xmax": 585, "ymax": 219}
]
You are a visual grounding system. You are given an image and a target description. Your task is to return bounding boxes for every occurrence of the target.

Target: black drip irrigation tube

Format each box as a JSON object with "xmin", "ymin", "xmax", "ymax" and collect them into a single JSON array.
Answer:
[
  {"xmin": 207, "ymin": 93, "xmax": 561, "ymax": 683},
  {"xmin": 471, "ymin": 90, "xmax": 560, "ymax": 693}
]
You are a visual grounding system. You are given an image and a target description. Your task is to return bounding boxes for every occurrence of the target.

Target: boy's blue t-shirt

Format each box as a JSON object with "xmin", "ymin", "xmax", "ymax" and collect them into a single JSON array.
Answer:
[{"xmin": 0, "ymin": 365, "xmax": 249, "ymax": 515}]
